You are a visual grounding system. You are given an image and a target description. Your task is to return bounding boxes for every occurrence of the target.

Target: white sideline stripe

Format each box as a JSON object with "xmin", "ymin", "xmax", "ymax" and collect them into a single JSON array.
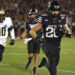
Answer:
[
  {"xmin": 4, "ymin": 48, "xmax": 73, "ymax": 55},
  {"xmin": 58, "ymin": 70, "xmax": 75, "ymax": 74},
  {"xmin": 4, "ymin": 52, "xmax": 26, "ymax": 55},
  {"xmin": 0, "ymin": 64, "xmax": 75, "ymax": 74},
  {"xmin": 4, "ymin": 52, "xmax": 69, "ymax": 56},
  {"xmin": 4, "ymin": 50, "xmax": 68, "ymax": 55},
  {"xmin": 31, "ymin": 67, "xmax": 75, "ymax": 74},
  {"xmin": 4, "ymin": 52, "xmax": 44, "ymax": 56},
  {"xmin": 0, "ymin": 64, "xmax": 10, "ymax": 66}
]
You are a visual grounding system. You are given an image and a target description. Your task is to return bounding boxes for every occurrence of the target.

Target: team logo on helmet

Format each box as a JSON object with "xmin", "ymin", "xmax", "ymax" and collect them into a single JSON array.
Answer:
[
  {"xmin": 29, "ymin": 8, "xmax": 38, "ymax": 15},
  {"xmin": 48, "ymin": 1, "xmax": 61, "ymax": 11}
]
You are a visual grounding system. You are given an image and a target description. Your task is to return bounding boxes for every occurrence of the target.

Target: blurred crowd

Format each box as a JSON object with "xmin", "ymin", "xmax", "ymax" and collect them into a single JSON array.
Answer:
[{"xmin": 0, "ymin": 0, "xmax": 75, "ymax": 36}]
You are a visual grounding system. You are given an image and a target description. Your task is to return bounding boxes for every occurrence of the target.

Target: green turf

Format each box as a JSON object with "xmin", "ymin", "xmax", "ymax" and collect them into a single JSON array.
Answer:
[{"xmin": 0, "ymin": 37, "xmax": 75, "ymax": 75}]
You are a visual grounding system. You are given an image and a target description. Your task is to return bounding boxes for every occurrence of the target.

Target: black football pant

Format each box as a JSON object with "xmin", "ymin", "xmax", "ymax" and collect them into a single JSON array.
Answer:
[
  {"xmin": 46, "ymin": 54, "xmax": 60, "ymax": 75},
  {"xmin": 0, "ymin": 45, "xmax": 5, "ymax": 62},
  {"xmin": 42, "ymin": 42, "xmax": 60, "ymax": 75}
]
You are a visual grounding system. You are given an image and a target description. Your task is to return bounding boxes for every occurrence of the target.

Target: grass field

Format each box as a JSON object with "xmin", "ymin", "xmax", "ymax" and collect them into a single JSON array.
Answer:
[{"xmin": 0, "ymin": 37, "xmax": 75, "ymax": 75}]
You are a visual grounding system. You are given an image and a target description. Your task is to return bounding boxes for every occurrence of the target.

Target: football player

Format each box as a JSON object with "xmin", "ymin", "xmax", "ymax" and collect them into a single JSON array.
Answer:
[
  {"xmin": 0, "ymin": 9, "xmax": 15, "ymax": 62},
  {"xmin": 30, "ymin": 1, "xmax": 72, "ymax": 75},
  {"xmin": 19, "ymin": 8, "xmax": 42, "ymax": 75}
]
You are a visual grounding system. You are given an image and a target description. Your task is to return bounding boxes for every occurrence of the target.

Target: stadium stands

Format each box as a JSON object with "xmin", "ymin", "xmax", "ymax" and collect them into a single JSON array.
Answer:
[{"xmin": 0, "ymin": 0, "xmax": 75, "ymax": 36}]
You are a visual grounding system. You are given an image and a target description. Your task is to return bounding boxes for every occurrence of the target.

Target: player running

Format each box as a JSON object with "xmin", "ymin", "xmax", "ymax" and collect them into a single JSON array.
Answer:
[
  {"xmin": 30, "ymin": 1, "xmax": 72, "ymax": 75},
  {"xmin": 19, "ymin": 8, "xmax": 42, "ymax": 75},
  {"xmin": 0, "ymin": 9, "xmax": 15, "ymax": 62}
]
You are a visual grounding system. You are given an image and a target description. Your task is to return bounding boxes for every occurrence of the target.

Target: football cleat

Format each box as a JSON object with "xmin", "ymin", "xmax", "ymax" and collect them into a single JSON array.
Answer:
[
  {"xmin": 25, "ymin": 61, "xmax": 31, "ymax": 69},
  {"xmin": 9, "ymin": 39, "xmax": 15, "ymax": 45},
  {"xmin": 32, "ymin": 67, "xmax": 36, "ymax": 75},
  {"xmin": 38, "ymin": 57, "xmax": 47, "ymax": 68}
]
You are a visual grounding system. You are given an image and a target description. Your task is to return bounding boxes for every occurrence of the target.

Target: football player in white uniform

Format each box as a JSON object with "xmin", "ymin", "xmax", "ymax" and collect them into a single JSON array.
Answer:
[{"xmin": 0, "ymin": 9, "xmax": 15, "ymax": 62}]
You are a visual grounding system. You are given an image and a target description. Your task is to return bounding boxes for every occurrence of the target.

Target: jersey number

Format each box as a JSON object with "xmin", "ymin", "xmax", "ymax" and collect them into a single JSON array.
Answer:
[
  {"xmin": 46, "ymin": 26, "xmax": 58, "ymax": 38},
  {"xmin": 0, "ymin": 27, "xmax": 6, "ymax": 36}
]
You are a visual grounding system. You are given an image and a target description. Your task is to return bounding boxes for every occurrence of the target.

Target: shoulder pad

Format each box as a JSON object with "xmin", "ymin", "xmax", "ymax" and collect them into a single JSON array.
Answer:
[
  {"xmin": 4, "ymin": 17, "xmax": 13, "ymax": 27},
  {"xmin": 60, "ymin": 13, "xmax": 66, "ymax": 20},
  {"xmin": 5, "ymin": 17, "xmax": 12, "ymax": 21}
]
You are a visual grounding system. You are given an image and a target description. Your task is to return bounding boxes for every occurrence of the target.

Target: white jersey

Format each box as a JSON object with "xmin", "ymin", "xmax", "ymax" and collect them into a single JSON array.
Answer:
[{"xmin": 0, "ymin": 17, "xmax": 15, "ymax": 47}]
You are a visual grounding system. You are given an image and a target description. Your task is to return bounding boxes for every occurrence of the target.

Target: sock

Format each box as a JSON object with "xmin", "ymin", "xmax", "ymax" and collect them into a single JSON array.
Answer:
[
  {"xmin": 33, "ymin": 67, "xmax": 36, "ymax": 73},
  {"xmin": 28, "ymin": 57, "xmax": 32, "ymax": 63}
]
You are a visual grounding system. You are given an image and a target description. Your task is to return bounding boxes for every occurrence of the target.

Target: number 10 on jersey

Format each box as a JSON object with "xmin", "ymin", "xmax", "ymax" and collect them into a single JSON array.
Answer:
[{"xmin": 0, "ymin": 27, "xmax": 6, "ymax": 36}]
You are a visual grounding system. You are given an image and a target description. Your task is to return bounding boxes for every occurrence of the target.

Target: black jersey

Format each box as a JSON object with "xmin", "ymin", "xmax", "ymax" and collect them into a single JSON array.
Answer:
[
  {"xmin": 38, "ymin": 13, "xmax": 68, "ymax": 46},
  {"xmin": 26, "ymin": 19, "xmax": 42, "ymax": 39}
]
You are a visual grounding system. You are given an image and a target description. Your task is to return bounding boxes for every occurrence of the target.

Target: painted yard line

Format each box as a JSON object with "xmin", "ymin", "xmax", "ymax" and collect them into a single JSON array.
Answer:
[
  {"xmin": 4, "ymin": 51, "xmax": 68, "ymax": 55},
  {"xmin": 0, "ymin": 64, "xmax": 75, "ymax": 74}
]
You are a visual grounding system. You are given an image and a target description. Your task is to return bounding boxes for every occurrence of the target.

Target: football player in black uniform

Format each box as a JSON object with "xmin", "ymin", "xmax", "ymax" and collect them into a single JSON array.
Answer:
[
  {"xmin": 30, "ymin": 1, "xmax": 72, "ymax": 75},
  {"xmin": 19, "ymin": 8, "xmax": 41, "ymax": 75}
]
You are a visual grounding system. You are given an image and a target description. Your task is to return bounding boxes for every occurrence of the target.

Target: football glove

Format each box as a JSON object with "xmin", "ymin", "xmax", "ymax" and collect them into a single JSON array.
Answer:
[
  {"xmin": 9, "ymin": 39, "xmax": 15, "ymax": 45},
  {"xmin": 66, "ymin": 33, "xmax": 72, "ymax": 38}
]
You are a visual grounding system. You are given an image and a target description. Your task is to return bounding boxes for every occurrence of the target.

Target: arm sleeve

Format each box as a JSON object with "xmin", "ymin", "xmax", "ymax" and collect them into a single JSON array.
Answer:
[
  {"xmin": 7, "ymin": 17, "xmax": 15, "ymax": 39},
  {"xmin": 10, "ymin": 28, "xmax": 15, "ymax": 39},
  {"xmin": 65, "ymin": 17, "xmax": 68, "ymax": 24},
  {"xmin": 6, "ymin": 17, "xmax": 13, "ymax": 27},
  {"xmin": 61, "ymin": 14, "xmax": 68, "ymax": 25}
]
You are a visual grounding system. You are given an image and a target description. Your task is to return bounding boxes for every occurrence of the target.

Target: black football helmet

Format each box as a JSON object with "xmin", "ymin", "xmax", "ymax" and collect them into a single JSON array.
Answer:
[
  {"xmin": 29, "ymin": 8, "xmax": 38, "ymax": 16},
  {"xmin": 48, "ymin": 0, "xmax": 61, "ymax": 16},
  {"xmin": 0, "ymin": 9, "xmax": 5, "ymax": 22},
  {"xmin": 28, "ymin": 8, "xmax": 38, "ymax": 20}
]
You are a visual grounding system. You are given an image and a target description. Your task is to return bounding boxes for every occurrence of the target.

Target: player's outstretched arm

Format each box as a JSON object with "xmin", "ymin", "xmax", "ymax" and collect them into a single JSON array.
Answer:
[
  {"xmin": 22, "ymin": 29, "xmax": 27, "ymax": 38},
  {"xmin": 30, "ymin": 23, "xmax": 42, "ymax": 38},
  {"xmin": 9, "ymin": 27, "xmax": 15, "ymax": 45},
  {"xmin": 17, "ymin": 29, "xmax": 27, "ymax": 40},
  {"xmin": 64, "ymin": 24, "xmax": 72, "ymax": 38}
]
